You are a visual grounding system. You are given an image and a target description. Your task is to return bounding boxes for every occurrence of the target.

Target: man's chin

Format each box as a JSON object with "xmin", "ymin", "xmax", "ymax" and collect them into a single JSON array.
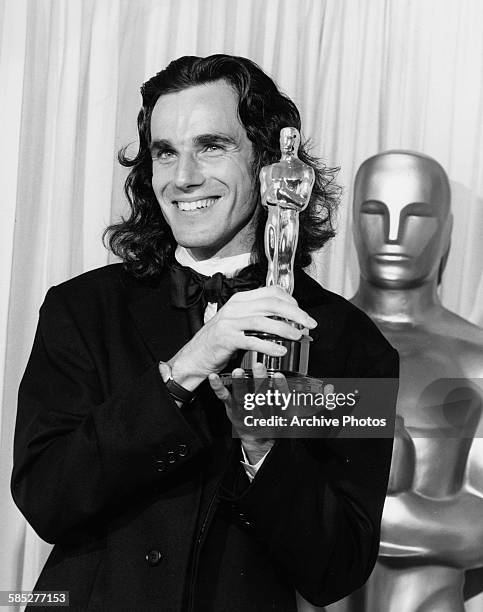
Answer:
[
  {"xmin": 174, "ymin": 225, "xmax": 254, "ymax": 259},
  {"xmin": 174, "ymin": 236, "xmax": 225, "ymax": 260}
]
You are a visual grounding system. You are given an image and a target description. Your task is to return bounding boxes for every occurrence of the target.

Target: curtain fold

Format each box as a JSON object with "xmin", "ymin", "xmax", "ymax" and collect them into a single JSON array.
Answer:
[{"xmin": 1, "ymin": 1, "xmax": 482, "ymax": 609}]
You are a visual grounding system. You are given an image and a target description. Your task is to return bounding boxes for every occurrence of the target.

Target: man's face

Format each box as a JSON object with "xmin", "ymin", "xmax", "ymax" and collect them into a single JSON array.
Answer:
[
  {"xmin": 353, "ymin": 153, "xmax": 451, "ymax": 288},
  {"xmin": 150, "ymin": 80, "xmax": 257, "ymax": 259}
]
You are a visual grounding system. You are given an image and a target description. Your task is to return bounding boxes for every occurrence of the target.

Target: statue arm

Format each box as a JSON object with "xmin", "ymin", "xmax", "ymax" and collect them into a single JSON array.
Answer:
[
  {"xmin": 381, "ymin": 402, "xmax": 483, "ymax": 568},
  {"xmin": 379, "ymin": 488, "xmax": 483, "ymax": 568},
  {"xmin": 259, "ymin": 168, "xmax": 280, "ymax": 207},
  {"xmin": 259, "ymin": 169, "xmax": 269, "ymax": 204},
  {"xmin": 277, "ymin": 184, "xmax": 307, "ymax": 208},
  {"xmin": 277, "ymin": 172, "xmax": 315, "ymax": 209}
]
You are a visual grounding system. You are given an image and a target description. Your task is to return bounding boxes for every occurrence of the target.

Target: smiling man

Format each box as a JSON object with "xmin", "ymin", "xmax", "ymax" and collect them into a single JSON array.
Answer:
[
  {"xmin": 150, "ymin": 81, "xmax": 257, "ymax": 258},
  {"xmin": 12, "ymin": 55, "xmax": 398, "ymax": 611}
]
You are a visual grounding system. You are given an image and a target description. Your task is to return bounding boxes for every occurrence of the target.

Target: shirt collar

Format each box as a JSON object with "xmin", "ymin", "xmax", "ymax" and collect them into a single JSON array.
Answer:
[{"xmin": 174, "ymin": 246, "xmax": 252, "ymax": 279}]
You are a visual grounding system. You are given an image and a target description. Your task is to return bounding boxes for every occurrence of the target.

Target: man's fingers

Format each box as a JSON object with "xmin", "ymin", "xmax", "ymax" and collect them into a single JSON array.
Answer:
[
  {"xmin": 232, "ymin": 285, "xmax": 297, "ymax": 304},
  {"xmin": 252, "ymin": 362, "xmax": 268, "ymax": 378},
  {"xmin": 252, "ymin": 362, "xmax": 268, "ymax": 393},
  {"xmin": 239, "ymin": 316, "xmax": 303, "ymax": 341},
  {"xmin": 231, "ymin": 300, "xmax": 316, "ymax": 330},
  {"xmin": 208, "ymin": 373, "xmax": 231, "ymax": 403},
  {"xmin": 239, "ymin": 335, "xmax": 288, "ymax": 357},
  {"xmin": 271, "ymin": 371, "xmax": 291, "ymax": 395}
]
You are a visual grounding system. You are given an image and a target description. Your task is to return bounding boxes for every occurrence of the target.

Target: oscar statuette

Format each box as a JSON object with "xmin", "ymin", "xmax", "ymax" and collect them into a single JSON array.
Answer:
[{"xmin": 241, "ymin": 127, "xmax": 315, "ymax": 377}]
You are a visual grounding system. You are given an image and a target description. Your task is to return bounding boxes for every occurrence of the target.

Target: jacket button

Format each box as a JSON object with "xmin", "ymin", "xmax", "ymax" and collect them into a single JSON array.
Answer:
[
  {"xmin": 145, "ymin": 550, "xmax": 162, "ymax": 566},
  {"xmin": 156, "ymin": 460, "xmax": 166, "ymax": 472},
  {"xmin": 239, "ymin": 512, "xmax": 253, "ymax": 528},
  {"xmin": 178, "ymin": 444, "xmax": 188, "ymax": 457},
  {"xmin": 167, "ymin": 450, "xmax": 176, "ymax": 464}
]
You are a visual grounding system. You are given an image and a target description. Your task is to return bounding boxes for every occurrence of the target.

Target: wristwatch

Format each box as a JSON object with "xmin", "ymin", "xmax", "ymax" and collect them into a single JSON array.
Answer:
[{"xmin": 159, "ymin": 361, "xmax": 196, "ymax": 405}]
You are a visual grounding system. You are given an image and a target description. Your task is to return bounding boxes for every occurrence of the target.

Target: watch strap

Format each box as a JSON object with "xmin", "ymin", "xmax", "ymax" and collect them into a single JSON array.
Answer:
[
  {"xmin": 165, "ymin": 378, "xmax": 196, "ymax": 404},
  {"xmin": 159, "ymin": 361, "xmax": 196, "ymax": 405}
]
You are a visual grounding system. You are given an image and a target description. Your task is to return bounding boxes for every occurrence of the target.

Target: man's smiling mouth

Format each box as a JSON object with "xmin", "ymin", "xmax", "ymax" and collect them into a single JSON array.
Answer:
[{"xmin": 173, "ymin": 197, "xmax": 220, "ymax": 211}]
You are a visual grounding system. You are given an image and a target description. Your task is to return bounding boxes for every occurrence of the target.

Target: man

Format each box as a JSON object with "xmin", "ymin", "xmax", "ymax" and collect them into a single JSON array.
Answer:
[{"xmin": 12, "ymin": 55, "xmax": 398, "ymax": 611}]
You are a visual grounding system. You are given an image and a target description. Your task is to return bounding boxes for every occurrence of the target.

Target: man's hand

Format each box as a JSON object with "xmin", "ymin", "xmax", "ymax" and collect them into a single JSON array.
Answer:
[
  {"xmin": 167, "ymin": 286, "xmax": 317, "ymax": 391},
  {"xmin": 209, "ymin": 362, "xmax": 290, "ymax": 464}
]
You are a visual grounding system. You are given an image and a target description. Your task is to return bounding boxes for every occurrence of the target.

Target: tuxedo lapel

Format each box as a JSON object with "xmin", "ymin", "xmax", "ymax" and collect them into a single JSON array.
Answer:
[
  {"xmin": 127, "ymin": 271, "xmax": 191, "ymax": 363},
  {"xmin": 294, "ymin": 270, "xmax": 322, "ymax": 342}
]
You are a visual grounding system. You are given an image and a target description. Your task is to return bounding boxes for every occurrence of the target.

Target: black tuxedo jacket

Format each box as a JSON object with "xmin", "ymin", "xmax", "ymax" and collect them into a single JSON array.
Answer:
[{"xmin": 12, "ymin": 264, "xmax": 398, "ymax": 611}]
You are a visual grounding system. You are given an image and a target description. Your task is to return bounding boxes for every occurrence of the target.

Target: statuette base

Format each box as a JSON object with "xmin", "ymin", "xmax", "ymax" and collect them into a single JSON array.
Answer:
[{"xmin": 241, "ymin": 332, "xmax": 312, "ymax": 376}]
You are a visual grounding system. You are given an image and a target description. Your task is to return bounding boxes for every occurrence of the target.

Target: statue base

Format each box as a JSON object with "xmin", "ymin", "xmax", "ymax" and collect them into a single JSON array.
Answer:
[{"xmin": 241, "ymin": 331, "xmax": 312, "ymax": 376}]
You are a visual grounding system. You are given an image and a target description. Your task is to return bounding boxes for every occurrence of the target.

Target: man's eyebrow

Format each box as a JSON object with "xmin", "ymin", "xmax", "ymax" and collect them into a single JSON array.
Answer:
[
  {"xmin": 149, "ymin": 139, "xmax": 172, "ymax": 153},
  {"xmin": 194, "ymin": 133, "xmax": 238, "ymax": 147}
]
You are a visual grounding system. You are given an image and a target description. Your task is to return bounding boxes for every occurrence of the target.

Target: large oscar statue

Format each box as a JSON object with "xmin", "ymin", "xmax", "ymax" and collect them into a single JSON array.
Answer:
[
  {"xmin": 242, "ymin": 127, "xmax": 315, "ymax": 376},
  {"xmin": 340, "ymin": 150, "xmax": 483, "ymax": 612}
]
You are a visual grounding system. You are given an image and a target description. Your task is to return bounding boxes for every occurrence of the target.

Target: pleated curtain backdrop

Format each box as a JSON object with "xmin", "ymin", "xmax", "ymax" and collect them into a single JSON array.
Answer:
[{"xmin": 1, "ymin": 1, "xmax": 482, "ymax": 610}]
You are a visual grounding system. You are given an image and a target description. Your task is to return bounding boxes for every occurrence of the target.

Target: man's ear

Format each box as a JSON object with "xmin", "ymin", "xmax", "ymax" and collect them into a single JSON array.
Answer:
[{"xmin": 437, "ymin": 213, "xmax": 453, "ymax": 285}]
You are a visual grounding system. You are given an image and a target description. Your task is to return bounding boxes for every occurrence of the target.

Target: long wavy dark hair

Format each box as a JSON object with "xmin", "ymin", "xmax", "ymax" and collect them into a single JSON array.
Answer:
[{"xmin": 104, "ymin": 54, "xmax": 340, "ymax": 279}]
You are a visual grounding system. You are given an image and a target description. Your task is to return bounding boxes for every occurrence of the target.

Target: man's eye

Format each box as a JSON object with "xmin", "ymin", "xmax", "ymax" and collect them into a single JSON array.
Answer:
[
  {"xmin": 153, "ymin": 149, "xmax": 175, "ymax": 162},
  {"xmin": 203, "ymin": 144, "xmax": 223, "ymax": 154}
]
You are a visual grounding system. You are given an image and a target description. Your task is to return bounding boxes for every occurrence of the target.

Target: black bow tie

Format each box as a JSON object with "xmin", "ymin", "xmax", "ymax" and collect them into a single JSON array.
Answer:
[{"xmin": 170, "ymin": 261, "xmax": 263, "ymax": 334}]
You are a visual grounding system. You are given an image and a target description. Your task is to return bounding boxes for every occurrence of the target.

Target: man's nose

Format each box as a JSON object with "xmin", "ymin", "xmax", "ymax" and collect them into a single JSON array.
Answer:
[{"xmin": 174, "ymin": 153, "xmax": 204, "ymax": 190}]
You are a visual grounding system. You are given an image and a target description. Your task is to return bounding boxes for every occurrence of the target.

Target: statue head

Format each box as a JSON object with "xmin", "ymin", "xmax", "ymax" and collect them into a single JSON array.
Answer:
[
  {"xmin": 352, "ymin": 150, "xmax": 452, "ymax": 289},
  {"xmin": 280, "ymin": 127, "xmax": 300, "ymax": 157}
]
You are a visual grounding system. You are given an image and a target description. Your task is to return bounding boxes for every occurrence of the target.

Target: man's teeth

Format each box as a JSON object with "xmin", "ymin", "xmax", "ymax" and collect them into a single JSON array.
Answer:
[{"xmin": 176, "ymin": 198, "xmax": 217, "ymax": 211}]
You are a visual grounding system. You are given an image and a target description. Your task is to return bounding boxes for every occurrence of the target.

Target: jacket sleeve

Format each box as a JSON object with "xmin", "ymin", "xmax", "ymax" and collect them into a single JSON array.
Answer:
[
  {"xmin": 232, "ymin": 347, "xmax": 399, "ymax": 607},
  {"xmin": 11, "ymin": 287, "xmax": 208, "ymax": 545}
]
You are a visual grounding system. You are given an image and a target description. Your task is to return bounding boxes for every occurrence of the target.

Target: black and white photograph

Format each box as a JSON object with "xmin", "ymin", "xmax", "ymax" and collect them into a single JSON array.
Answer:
[{"xmin": 1, "ymin": 1, "xmax": 482, "ymax": 611}]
